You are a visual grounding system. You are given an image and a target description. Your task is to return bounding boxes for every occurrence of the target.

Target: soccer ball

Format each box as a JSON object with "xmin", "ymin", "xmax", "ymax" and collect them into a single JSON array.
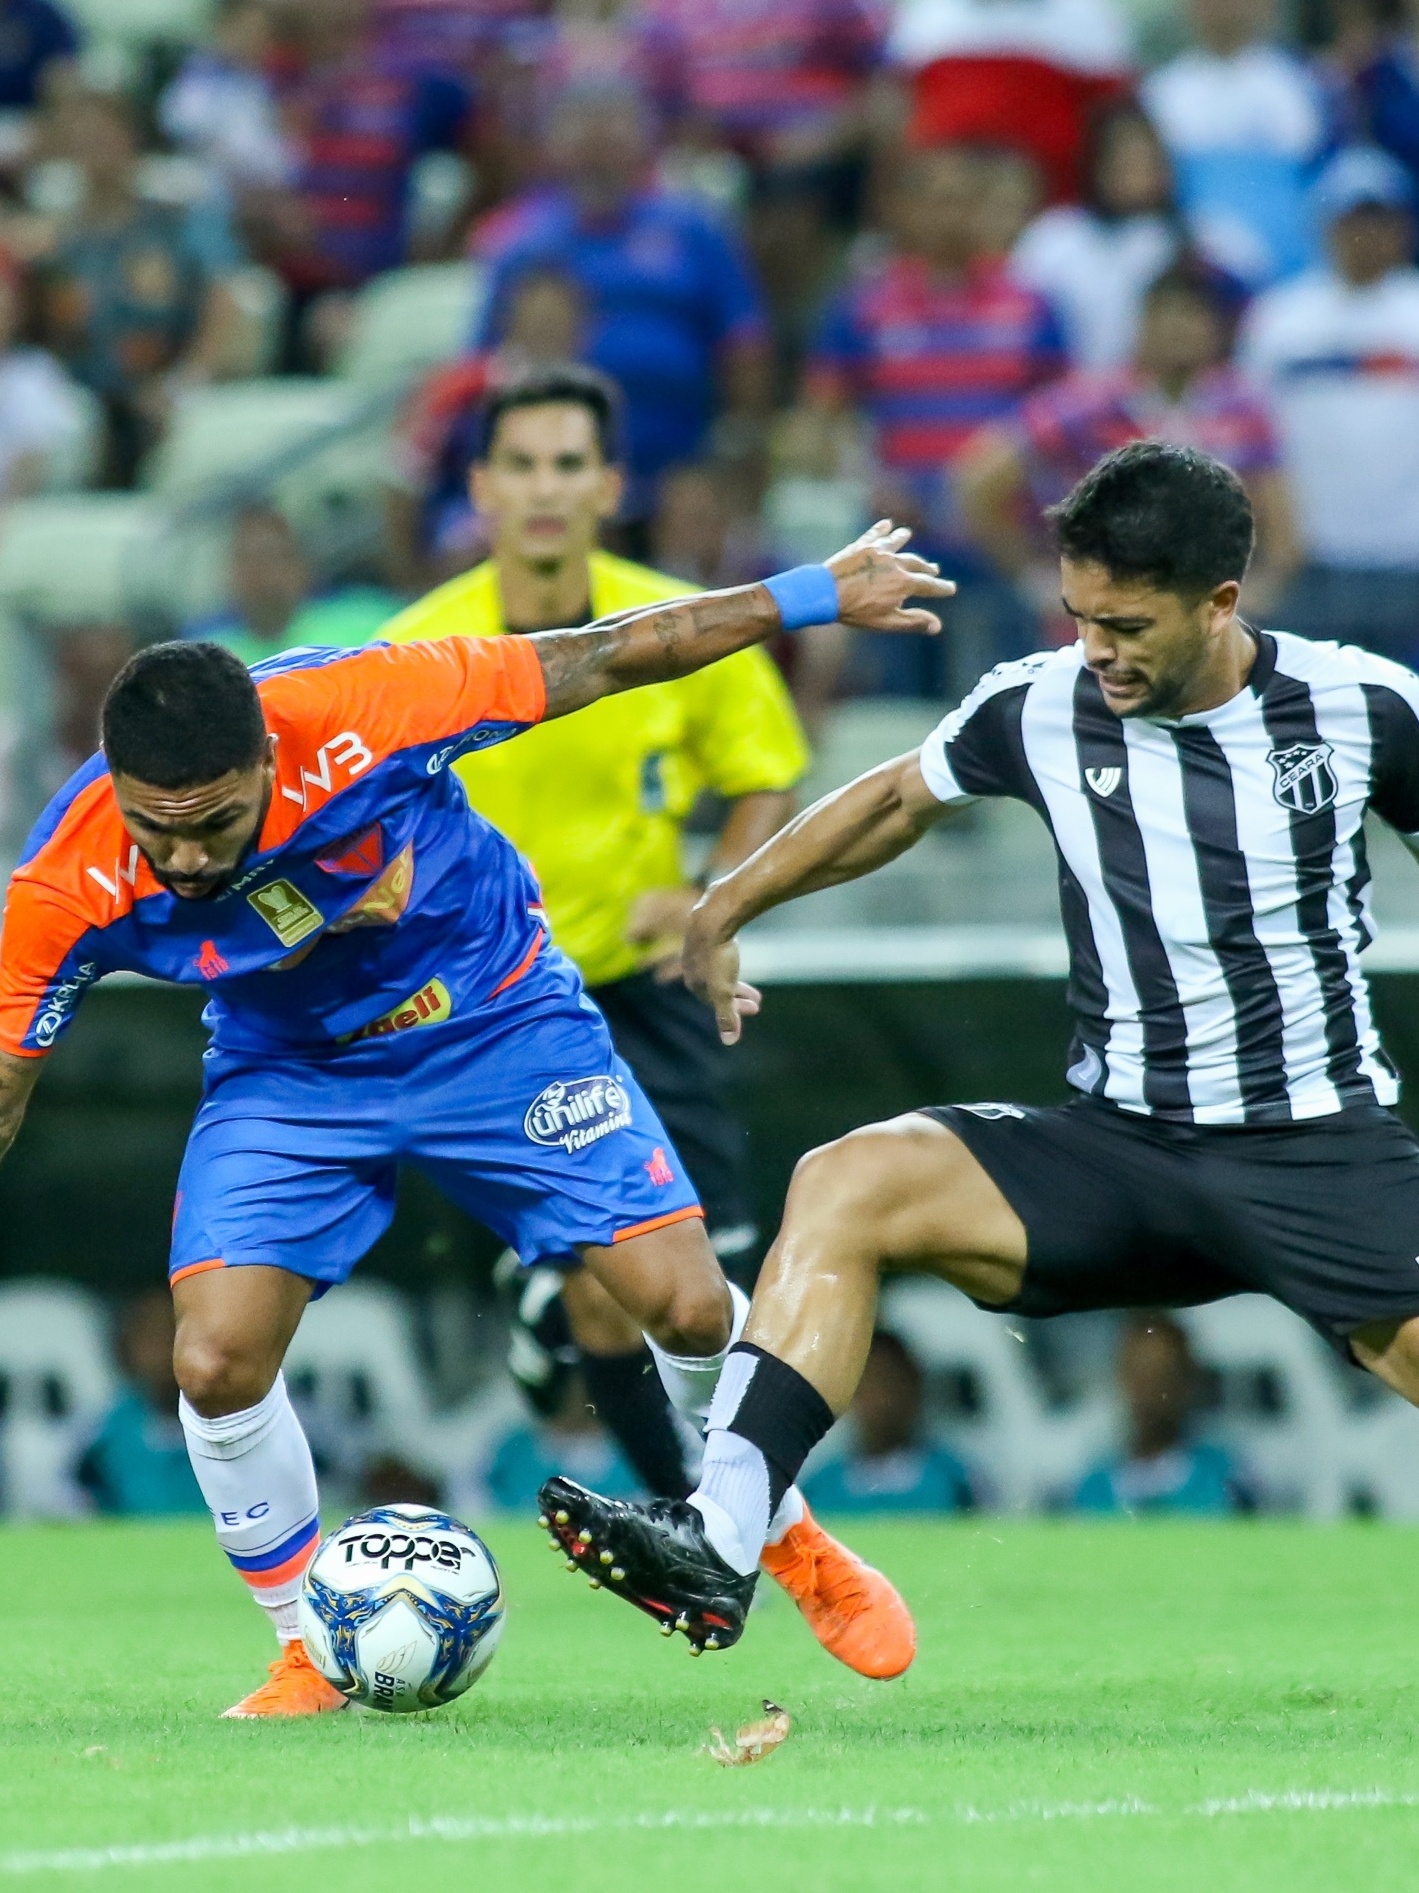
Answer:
[{"xmin": 297, "ymin": 1503, "xmax": 505, "ymax": 1712}]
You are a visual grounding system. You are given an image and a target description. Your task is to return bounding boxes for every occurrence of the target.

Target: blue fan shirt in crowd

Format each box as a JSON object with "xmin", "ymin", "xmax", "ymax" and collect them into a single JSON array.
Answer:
[
  {"xmin": 483, "ymin": 1424, "xmax": 643, "ymax": 1511},
  {"xmin": 473, "ymin": 187, "xmax": 768, "ymax": 503},
  {"xmin": 1142, "ymin": 43, "xmax": 1330, "ymax": 287},
  {"xmin": 801, "ymin": 1443, "xmax": 973, "ymax": 1515},
  {"xmin": 77, "ymin": 1391, "xmax": 207, "ymax": 1515},
  {"xmin": 1072, "ymin": 1442, "xmax": 1240, "ymax": 1516},
  {"xmin": 0, "ymin": 0, "xmax": 78, "ymax": 109}
]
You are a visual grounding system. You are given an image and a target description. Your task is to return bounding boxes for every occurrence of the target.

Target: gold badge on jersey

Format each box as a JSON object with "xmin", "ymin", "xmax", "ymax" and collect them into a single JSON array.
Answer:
[{"xmin": 248, "ymin": 879, "xmax": 324, "ymax": 948}]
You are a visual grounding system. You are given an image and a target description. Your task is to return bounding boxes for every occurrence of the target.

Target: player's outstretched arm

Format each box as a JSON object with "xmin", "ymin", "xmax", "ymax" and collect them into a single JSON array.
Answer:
[
  {"xmin": 531, "ymin": 522, "xmax": 954, "ymax": 719},
  {"xmin": 0, "ymin": 1050, "xmax": 42, "ymax": 1164},
  {"xmin": 682, "ymin": 751, "xmax": 960, "ymax": 1043}
]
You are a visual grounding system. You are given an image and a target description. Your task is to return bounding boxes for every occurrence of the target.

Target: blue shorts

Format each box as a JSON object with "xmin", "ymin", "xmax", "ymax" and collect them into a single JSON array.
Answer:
[{"xmin": 169, "ymin": 954, "xmax": 703, "ymax": 1292}]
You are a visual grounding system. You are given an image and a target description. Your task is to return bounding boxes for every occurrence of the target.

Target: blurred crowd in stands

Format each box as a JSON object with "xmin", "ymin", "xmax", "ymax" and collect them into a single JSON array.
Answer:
[
  {"xmin": 68, "ymin": 1287, "xmax": 1250, "ymax": 1519},
  {"xmin": 0, "ymin": 0, "xmax": 1415, "ymax": 812}
]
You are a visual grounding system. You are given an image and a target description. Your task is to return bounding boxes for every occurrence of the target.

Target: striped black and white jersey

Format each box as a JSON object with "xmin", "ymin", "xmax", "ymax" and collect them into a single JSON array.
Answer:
[{"xmin": 920, "ymin": 631, "xmax": 1419, "ymax": 1125}]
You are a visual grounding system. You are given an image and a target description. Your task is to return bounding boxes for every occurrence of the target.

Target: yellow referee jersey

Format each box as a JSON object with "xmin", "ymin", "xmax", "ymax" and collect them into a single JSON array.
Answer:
[{"xmin": 381, "ymin": 550, "xmax": 810, "ymax": 988}]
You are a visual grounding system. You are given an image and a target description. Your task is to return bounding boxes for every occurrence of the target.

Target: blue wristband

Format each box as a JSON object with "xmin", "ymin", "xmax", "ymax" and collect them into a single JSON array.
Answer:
[{"xmin": 763, "ymin": 563, "xmax": 840, "ymax": 632}]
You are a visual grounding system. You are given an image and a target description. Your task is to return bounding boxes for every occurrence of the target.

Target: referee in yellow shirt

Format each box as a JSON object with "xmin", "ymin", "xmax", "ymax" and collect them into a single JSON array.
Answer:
[{"xmin": 382, "ymin": 365, "xmax": 809, "ymax": 1500}]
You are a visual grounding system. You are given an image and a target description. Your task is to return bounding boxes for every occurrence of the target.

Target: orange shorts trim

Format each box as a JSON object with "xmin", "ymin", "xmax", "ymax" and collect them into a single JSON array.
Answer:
[
  {"xmin": 487, "ymin": 927, "xmax": 545, "ymax": 1000},
  {"xmin": 612, "ymin": 1205, "xmax": 706, "ymax": 1244},
  {"xmin": 169, "ymin": 1258, "xmax": 226, "ymax": 1288}
]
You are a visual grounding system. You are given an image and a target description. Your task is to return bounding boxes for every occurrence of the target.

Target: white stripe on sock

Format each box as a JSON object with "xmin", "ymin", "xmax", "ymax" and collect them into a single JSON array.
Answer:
[{"xmin": 691, "ymin": 1428, "xmax": 770, "ymax": 1575}]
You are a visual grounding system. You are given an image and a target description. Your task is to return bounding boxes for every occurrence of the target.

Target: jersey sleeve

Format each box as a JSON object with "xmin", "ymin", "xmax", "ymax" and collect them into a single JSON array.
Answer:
[
  {"xmin": 919, "ymin": 656, "xmax": 1045, "ymax": 804},
  {"xmin": 272, "ymin": 633, "xmax": 546, "ymax": 759},
  {"xmin": 680, "ymin": 647, "xmax": 810, "ymax": 798},
  {"xmin": 0, "ymin": 877, "xmax": 101, "ymax": 1057},
  {"xmin": 1362, "ymin": 662, "xmax": 1419, "ymax": 836}
]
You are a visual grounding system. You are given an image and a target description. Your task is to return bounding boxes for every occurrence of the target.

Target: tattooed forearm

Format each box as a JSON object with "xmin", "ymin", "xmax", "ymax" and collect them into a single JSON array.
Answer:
[
  {"xmin": 528, "ymin": 521, "xmax": 956, "ymax": 719},
  {"xmin": 531, "ymin": 584, "xmax": 780, "ymax": 720}
]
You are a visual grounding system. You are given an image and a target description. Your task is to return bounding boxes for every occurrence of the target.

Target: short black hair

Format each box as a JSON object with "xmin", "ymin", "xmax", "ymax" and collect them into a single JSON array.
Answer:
[
  {"xmin": 478, "ymin": 363, "xmax": 621, "ymax": 464},
  {"xmin": 1047, "ymin": 440, "xmax": 1254, "ymax": 598},
  {"xmin": 102, "ymin": 641, "xmax": 268, "ymax": 788}
]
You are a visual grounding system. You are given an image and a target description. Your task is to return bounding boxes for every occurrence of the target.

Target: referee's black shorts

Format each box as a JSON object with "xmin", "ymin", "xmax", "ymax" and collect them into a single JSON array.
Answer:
[
  {"xmin": 921, "ymin": 1096, "xmax": 1419, "ymax": 1352},
  {"xmin": 589, "ymin": 969, "xmax": 756, "ymax": 1265}
]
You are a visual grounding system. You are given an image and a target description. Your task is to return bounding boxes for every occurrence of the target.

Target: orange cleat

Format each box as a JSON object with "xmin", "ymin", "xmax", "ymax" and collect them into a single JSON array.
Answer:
[
  {"xmin": 761, "ymin": 1505, "xmax": 917, "ymax": 1680},
  {"xmin": 220, "ymin": 1640, "xmax": 350, "ymax": 1719}
]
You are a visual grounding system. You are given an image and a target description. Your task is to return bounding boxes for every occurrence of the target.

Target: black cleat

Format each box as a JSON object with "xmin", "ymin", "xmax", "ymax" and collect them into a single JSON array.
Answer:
[{"xmin": 538, "ymin": 1475, "xmax": 757, "ymax": 1654}]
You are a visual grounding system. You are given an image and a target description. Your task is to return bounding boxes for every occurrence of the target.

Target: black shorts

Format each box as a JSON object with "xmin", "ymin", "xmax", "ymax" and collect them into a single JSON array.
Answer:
[
  {"xmin": 589, "ymin": 969, "xmax": 755, "ymax": 1260},
  {"xmin": 921, "ymin": 1096, "xmax": 1419, "ymax": 1351}
]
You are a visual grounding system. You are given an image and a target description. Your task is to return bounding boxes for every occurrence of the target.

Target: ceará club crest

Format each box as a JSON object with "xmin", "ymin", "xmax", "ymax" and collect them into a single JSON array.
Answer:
[{"xmin": 1267, "ymin": 742, "xmax": 1338, "ymax": 815}]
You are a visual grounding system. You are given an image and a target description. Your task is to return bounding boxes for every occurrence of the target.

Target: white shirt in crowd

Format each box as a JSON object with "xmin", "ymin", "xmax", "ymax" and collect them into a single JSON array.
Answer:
[
  {"xmin": 159, "ymin": 52, "xmax": 291, "ymax": 192},
  {"xmin": 888, "ymin": 0, "xmax": 1133, "ymax": 74},
  {"xmin": 1142, "ymin": 44, "xmax": 1327, "ymax": 284},
  {"xmin": 1011, "ymin": 209, "xmax": 1179, "ymax": 368},
  {"xmin": 1240, "ymin": 265, "xmax": 1419, "ymax": 570},
  {"xmin": 0, "ymin": 348, "xmax": 88, "ymax": 496}
]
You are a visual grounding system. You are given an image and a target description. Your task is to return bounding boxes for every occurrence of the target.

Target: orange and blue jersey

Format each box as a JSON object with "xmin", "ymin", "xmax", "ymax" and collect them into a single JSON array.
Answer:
[
  {"xmin": 0, "ymin": 635, "xmax": 550, "ymax": 1059},
  {"xmin": 0, "ymin": 633, "xmax": 704, "ymax": 1289}
]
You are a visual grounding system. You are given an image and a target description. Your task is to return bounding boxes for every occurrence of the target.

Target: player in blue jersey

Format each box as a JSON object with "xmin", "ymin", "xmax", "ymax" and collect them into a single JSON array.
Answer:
[{"xmin": 0, "ymin": 524, "xmax": 949, "ymax": 1714}]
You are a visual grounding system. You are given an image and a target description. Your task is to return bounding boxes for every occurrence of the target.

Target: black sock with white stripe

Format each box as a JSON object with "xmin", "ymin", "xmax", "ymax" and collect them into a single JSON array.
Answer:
[{"xmin": 690, "ymin": 1344, "xmax": 835, "ymax": 1575}]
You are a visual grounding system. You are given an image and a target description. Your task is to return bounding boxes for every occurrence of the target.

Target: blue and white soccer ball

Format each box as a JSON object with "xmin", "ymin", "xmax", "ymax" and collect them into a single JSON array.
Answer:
[{"xmin": 297, "ymin": 1503, "xmax": 505, "ymax": 1713}]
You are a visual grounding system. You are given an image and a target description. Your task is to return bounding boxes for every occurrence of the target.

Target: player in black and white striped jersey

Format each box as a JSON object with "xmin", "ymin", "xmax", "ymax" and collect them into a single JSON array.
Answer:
[
  {"xmin": 537, "ymin": 441, "xmax": 1419, "ymax": 1657},
  {"xmin": 924, "ymin": 571, "xmax": 1419, "ymax": 1125}
]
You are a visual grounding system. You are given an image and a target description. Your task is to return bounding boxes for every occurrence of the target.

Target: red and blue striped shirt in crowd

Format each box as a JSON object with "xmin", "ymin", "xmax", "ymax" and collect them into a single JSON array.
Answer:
[
  {"xmin": 279, "ymin": 46, "xmax": 469, "ymax": 289},
  {"xmin": 808, "ymin": 253, "xmax": 1065, "ymax": 525},
  {"xmin": 374, "ymin": 0, "xmax": 538, "ymax": 77},
  {"xmin": 641, "ymin": 0, "xmax": 885, "ymax": 148},
  {"xmin": 1012, "ymin": 365, "xmax": 1279, "ymax": 510}
]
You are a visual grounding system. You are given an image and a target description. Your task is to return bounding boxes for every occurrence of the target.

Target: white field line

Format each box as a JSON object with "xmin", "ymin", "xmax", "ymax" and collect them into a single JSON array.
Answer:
[{"xmin": 4, "ymin": 1788, "xmax": 1419, "ymax": 1876}]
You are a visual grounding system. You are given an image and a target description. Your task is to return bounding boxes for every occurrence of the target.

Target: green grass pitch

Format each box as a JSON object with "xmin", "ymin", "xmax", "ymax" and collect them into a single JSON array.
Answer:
[{"xmin": 5, "ymin": 1517, "xmax": 1419, "ymax": 1892}]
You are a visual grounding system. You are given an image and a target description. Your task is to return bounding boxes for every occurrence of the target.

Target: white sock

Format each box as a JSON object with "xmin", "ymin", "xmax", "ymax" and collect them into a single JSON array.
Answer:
[
  {"xmin": 180, "ymin": 1374, "xmax": 320, "ymax": 1646},
  {"xmin": 650, "ymin": 1291, "xmax": 809, "ymax": 1571},
  {"xmin": 766, "ymin": 1484, "xmax": 806, "ymax": 1545},
  {"xmin": 691, "ymin": 1432, "xmax": 769, "ymax": 1575},
  {"xmin": 644, "ymin": 1281, "xmax": 750, "ymax": 1428}
]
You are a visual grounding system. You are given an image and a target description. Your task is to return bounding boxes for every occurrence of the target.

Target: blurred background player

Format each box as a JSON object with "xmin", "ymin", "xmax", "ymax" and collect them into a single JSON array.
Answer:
[
  {"xmin": 1072, "ymin": 1312, "xmax": 1246, "ymax": 1516},
  {"xmin": 959, "ymin": 261, "xmax": 1299, "ymax": 630},
  {"xmin": 801, "ymin": 1328, "xmax": 974, "ymax": 1515},
  {"xmin": 182, "ymin": 503, "xmax": 399, "ymax": 663},
  {"xmin": 74, "ymin": 1289, "xmax": 206, "ymax": 1516},
  {"xmin": 382, "ymin": 363, "xmax": 809, "ymax": 1506}
]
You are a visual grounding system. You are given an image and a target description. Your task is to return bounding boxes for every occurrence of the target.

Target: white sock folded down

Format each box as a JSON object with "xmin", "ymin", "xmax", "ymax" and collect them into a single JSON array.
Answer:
[{"xmin": 180, "ymin": 1374, "xmax": 320, "ymax": 1645}]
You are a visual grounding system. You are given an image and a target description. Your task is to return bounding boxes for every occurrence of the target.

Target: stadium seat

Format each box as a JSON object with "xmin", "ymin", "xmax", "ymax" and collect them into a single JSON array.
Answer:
[
  {"xmin": 802, "ymin": 700, "xmax": 944, "ymax": 800},
  {"xmin": 145, "ymin": 379, "xmax": 367, "ymax": 497},
  {"xmin": 0, "ymin": 1279, "xmax": 117, "ymax": 1517},
  {"xmin": 878, "ymin": 1278, "xmax": 1104, "ymax": 1509},
  {"xmin": 64, "ymin": 0, "xmax": 214, "ymax": 48},
  {"xmin": 285, "ymin": 1283, "xmax": 533, "ymax": 1506},
  {"xmin": 284, "ymin": 1282, "xmax": 440, "ymax": 1482},
  {"xmin": 1336, "ymin": 1387, "xmax": 1419, "ymax": 1518},
  {"xmin": 1177, "ymin": 1297, "xmax": 1350, "ymax": 1517},
  {"xmin": 0, "ymin": 494, "xmax": 170, "ymax": 622},
  {"xmin": 336, "ymin": 262, "xmax": 485, "ymax": 388}
]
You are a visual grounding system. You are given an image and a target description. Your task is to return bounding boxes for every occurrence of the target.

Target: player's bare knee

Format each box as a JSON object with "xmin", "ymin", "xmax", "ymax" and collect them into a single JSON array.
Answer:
[
  {"xmin": 173, "ymin": 1330, "xmax": 276, "ymax": 1417},
  {"xmin": 646, "ymin": 1273, "xmax": 733, "ymax": 1359}
]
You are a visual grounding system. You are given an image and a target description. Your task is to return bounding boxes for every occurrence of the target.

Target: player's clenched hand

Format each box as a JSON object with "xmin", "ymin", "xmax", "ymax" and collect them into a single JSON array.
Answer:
[
  {"xmin": 827, "ymin": 521, "xmax": 955, "ymax": 634},
  {"xmin": 681, "ymin": 917, "xmax": 761, "ymax": 1045}
]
